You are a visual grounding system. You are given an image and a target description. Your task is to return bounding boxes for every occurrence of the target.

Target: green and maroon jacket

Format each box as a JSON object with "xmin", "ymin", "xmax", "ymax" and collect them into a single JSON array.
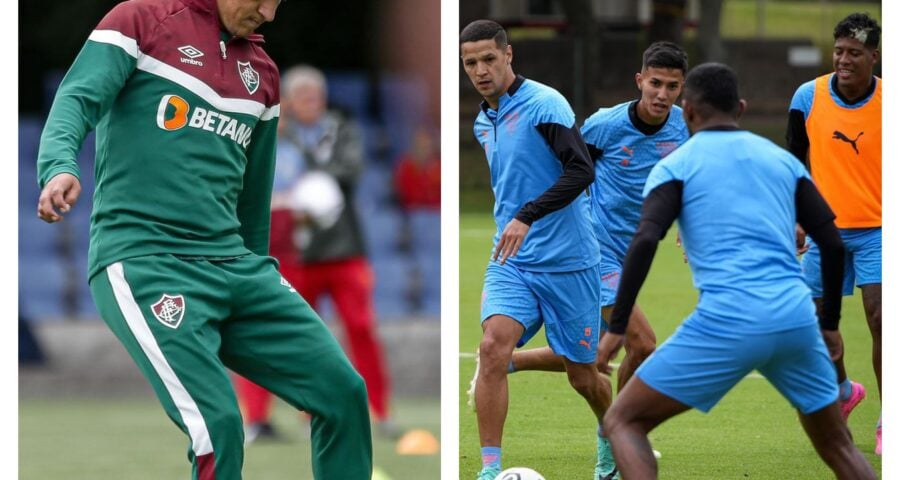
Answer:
[{"xmin": 37, "ymin": 0, "xmax": 281, "ymax": 279}]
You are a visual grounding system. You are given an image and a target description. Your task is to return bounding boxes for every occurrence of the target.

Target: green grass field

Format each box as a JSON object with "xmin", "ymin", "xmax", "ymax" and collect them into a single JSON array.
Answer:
[
  {"xmin": 459, "ymin": 212, "xmax": 882, "ymax": 479},
  {"xmin": 721, "ymin": 1, "xmax": 882, "ymax": 50},
  {"xmin": 19, "ymin": 395, "xmax": 439, "ymax": 479}
]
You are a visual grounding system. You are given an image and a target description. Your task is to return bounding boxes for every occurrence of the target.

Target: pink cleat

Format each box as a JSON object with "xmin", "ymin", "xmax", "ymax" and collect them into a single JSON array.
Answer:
[
  {"xmin": 839, "ymin": 382, "xmax": 866, "ymax": 422},
  {"xmin": 875, "ymin": 426, "xmax": 882, "ymax": 455}
]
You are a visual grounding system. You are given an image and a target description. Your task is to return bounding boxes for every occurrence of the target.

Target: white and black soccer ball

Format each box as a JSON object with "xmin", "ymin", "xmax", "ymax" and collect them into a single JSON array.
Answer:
[{"xmin": 497, "ymin": 467, "xmax": 546, "ymax": 480}]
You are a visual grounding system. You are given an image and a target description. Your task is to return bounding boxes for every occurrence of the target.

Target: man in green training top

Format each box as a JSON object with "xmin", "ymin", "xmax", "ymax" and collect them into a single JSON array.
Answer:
[{"xmin": 35, "ymin": 0, "xmax": 372, "ymax": 478}]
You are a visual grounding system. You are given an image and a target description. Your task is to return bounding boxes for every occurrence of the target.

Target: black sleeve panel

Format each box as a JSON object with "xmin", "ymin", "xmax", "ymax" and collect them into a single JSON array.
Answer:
[
  {"xmin": 586, "ymin": 144, "xmax": 604, "ymax": 163},
  {"xmin": 796, "ymin": 178, "xmax": 845, "ymax": 330},
  {"xmin": 786, "ymin": 109, "xmax": 810, "ymax": 169},
  {"xmin": 515, "ymin": 123, "xmax": 595, "ymax": 226},
  {"xmin": 608, "ymin": 180, "xmax": 683, "ymax": 334}
]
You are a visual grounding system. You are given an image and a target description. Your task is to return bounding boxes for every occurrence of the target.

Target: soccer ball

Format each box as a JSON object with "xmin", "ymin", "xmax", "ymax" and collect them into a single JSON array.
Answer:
[
  {"xmin": 288, "ymin": 170, "xmax": 344, "ymax": 229},
  {"xmin": 497, "ymin": 467, "xmax": 546, "ymax": 480}
]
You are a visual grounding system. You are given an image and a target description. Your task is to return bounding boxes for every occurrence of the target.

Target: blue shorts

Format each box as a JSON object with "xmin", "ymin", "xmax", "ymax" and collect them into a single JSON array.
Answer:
[
  {"xmin": 481, "ymin": 262, "xmax": 602, "ymax": 364},
  {"xmin": 636, "ymin": 319, "xmax": 838, "ymax": 415},
  {"xmin": 802, "ymin": 227, "xmax": 881, "ymax": 297},
  {"xmin": 599, "ymin": 250, "xmax": 622, "ymax": 308}
]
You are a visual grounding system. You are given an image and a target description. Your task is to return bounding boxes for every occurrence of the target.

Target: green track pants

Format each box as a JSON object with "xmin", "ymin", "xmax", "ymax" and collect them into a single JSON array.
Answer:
[{"xmin": 89, "ymin": 254, "xmax": 372, "ymax": 479}]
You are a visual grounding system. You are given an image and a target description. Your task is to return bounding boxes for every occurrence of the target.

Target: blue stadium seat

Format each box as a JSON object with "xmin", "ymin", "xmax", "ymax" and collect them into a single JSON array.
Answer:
[
  {"xmin": 355, "ymin": 162, "xmax": 394, "ymax": 209},
  {"xmin": 380, "ymin": 74, "xmax": 428, "ymax": 128},
  {"xmin": 19, "ymin": 117, "xmax": 43, "ymax": 209},
  {"xmin": 19, "ymin": 254, "xmax": 67, "ymax": 322},
  {"xmin": 19, "ymin": 205, "xmax": 62, "ymax": 258},
  {"xmin": 379, "ymin": 75, "xmax": 430, "ymax": 163},
  {"xmin": 72, "ymin": 242, "xmax": 98, "ymax": 319},
  {"xmin": 414, "ymin": 250, "xmax": 441, "ymax": 318},
  {"xmin": 408, "ymin": 210, "xmax": 441, "ymax": 256},
  {"xmin": 358, "ymin": 206, "xmax": 403, "ymax": 258},
  {"xmin": 370, "ymin": 253, "xmax": 415, "ymax": 320},
  {"xmin": 325, "ymin": 71, "xmax": 371, "ymax": 121}
]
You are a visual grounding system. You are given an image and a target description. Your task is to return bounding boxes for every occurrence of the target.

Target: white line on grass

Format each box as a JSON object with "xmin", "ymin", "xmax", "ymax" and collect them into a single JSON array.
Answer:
[{"xmin": 459, "ymin": 352, "xmax": 765, "ymax": 379}]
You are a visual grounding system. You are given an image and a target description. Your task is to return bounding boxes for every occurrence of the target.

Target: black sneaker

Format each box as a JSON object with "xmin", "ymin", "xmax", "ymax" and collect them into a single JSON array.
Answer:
[
  {"xmin": 244, "ymin": 421, "xmax": 281, "ymax": 444},
  {"xmin": 376, "ymin": 419, "xmax": 404, "ymax": 440}
]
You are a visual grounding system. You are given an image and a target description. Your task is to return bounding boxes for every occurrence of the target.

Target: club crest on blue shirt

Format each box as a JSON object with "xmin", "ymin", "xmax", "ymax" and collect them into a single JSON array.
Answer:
[
  {"xmin": 656, "ymin": 141, "xmax": 679, "ymax": 158},
  {"xmin": 151, "ymin": 294, "xmax": 186, "ymax": 329},
  {"xmin": 503, "ymin": 111, "xmax": 520, "ymax": 134},
  {"xmin": 238, "ymin": 61, "xmax": 260, "ymax": 95}
]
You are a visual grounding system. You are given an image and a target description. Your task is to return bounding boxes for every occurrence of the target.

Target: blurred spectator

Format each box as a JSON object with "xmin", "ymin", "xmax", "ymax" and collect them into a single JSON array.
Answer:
[
  {"xmin": 236, "ymin": 65, "xmax": 399, "ymax": 441},
  {"xmin": 393, "ymin": 127, "xmax": 441, "ymax": 212}
]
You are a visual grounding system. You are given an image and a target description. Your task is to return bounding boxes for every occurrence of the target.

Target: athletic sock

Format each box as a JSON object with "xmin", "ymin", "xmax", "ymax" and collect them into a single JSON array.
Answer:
[
  {"xmin": 838, "ymin": 378, "xmax": 853, "ymax": 401},
  {"xmin": 481, "ymin": 446, "xmax": 502, "ymax": 470},
  {"xmin": 507, "ymin": 360, "xmax": 516, "ymax": 373},
  {"xmin": 877, "ymin": 413, "xmax": 882, "ymax": 429},
  {"xmin": 597, "ymin": 424, "xmax": 605, "ymax": 438}
]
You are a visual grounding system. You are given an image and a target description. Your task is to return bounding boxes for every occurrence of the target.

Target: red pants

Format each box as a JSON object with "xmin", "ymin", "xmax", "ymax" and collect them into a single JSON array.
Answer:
[{"xmin": 236, "ymin": 256, "xmax": 391, "ymax": 422}]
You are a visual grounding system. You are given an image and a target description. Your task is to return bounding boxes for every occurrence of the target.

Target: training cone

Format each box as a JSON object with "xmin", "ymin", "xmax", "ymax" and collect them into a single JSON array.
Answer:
[
  {"xmin": 372, "ymin": 466, "xmax": 392, "ymax": 480},
  {"xmin": 395, "ymin": 428, "xmax": 440, "ymax": 455}
]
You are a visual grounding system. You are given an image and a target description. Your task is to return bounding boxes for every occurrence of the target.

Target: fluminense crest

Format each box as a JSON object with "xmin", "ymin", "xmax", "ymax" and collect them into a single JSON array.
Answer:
[
  {"xmin": 150, "ymin": 294, "xmax": 186, "ymax": 329},
  {"xmin": 238, "ymin": 61, "xmax": 260, "ymax": 95}
]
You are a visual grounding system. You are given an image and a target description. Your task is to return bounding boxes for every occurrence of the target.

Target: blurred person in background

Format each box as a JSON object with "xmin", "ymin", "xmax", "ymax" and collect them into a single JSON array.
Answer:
[
  {"xmin": 34, "ymin": 0, "xmax": 372, "ymax": 477},
  {"xmin": 235, "ymin": 64, "xmax": 400, "ymax": 442},
  {"xmin": 391, "ymin": 125, "xmax": 441, "ymax": 313},
  {"xmin": 786, "ymin": 12, "xmax": 882, "ymax": 455},
  {"xmin": 393, "ymin": 126, "xmax": 441, "ymax": 212}
]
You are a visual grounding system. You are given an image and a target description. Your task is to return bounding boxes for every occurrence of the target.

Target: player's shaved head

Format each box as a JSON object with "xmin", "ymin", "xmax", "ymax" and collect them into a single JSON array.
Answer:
[
  {"xmin": 460, "ymin": 19, "xmax": 508, "ymax": 48},
  {"xmin": 642, "ymin": 41, "xmax": 688, "ymax": 73},
  {"xmin": 683, "ymin": 63, "xmax": 741, "ymax": 118},
  {"xmin": 834, "ymin": 13, "xmax": 880, "ymax": 49}
]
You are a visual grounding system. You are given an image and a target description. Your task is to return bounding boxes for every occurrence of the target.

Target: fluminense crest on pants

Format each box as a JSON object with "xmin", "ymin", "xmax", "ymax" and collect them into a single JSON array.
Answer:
[{"xmin": 151, "ymin": 294, "xmax": 186, "ymax": 329}]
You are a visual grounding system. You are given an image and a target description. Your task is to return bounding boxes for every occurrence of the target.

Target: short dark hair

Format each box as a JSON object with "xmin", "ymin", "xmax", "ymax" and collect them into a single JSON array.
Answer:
[
  {"xmin": 683, "ymin": 63, "xmax": 740, "ymax": 117},
  {"xmin": 460, "ymin": 19, "xmax": 508, "ymax": 48},
  {"xmin": 834, "ymin": 13, "xmax": 880, "ymax": 49},
  {"xmin": 642, "ymin": 41, "xmax": 689, "ymax": 73}
]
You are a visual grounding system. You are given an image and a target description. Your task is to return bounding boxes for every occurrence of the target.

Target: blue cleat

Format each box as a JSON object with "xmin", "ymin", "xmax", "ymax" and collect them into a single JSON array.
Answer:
[
  {"xmin": 477, "ymin": 465, "xmax": 501, "ymax": 480},
  {"xmin": 595, "ymin": 437, "xmax": 620, "ymax": 480}
]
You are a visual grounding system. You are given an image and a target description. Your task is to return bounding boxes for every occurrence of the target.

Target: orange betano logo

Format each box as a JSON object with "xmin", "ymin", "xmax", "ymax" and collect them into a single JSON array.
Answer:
[{"xmin": 157, "ymin": 94, "xmax": 190, "ymax": 131}]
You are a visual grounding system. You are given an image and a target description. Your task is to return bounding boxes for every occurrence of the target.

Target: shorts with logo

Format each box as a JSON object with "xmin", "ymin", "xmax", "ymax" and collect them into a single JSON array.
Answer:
[
  {"xmin": 636, "ymin": 317, "xmax": 838, "ymax": 414},
  {"xmin": 480, "ymin": 261, "xmax": 602, "ymax": 364},
  {"xmin": 89, "ymin": 253, "xmax": 372, "ymax": 479},
  {"xmin": 802, "ymin": 227, "xmax": 881, "ymax": 297},
  {"xmin": 599, "ymin": 248, "xmax": 623, "ymax": 308},
  {"xmin": 598, "ymin": 247, "xmax": 622, "ymax": 333}
]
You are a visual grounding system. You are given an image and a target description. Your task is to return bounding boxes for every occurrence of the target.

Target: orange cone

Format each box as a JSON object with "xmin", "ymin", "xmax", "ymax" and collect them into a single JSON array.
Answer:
[{"xmin": 395, "ymin": 429, "xmax": 440, "ymax": 455}]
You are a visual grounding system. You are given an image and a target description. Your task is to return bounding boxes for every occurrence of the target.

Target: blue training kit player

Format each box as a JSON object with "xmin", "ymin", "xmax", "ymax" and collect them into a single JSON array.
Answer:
[
  {"xmin": 582, "ymin": 101, "xmax": 689, "ymax": 308},
  {"xmin": 621, "ymin": 127, "xmax": 838, "ymax": 412},
  {"xmin": 475, "ymin": 74, "xmax": 601, "ymax": 363},
  {"xmin": 596, "ymin": 62, "xmax": 875, "ymax": 480},
  {"xmin": 462, "ymin": 18, "xmax": 614, "ymax": 480}
]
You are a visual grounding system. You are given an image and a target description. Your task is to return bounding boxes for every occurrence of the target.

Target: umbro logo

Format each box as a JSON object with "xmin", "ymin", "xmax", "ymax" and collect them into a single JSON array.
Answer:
[
  {"xmin": 832, "ymin": 130, "xmax": 864, "ymax": 155},
  {"xmin": 178, "ymin": 45, "xmax": 204, "ymax": 66}
]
